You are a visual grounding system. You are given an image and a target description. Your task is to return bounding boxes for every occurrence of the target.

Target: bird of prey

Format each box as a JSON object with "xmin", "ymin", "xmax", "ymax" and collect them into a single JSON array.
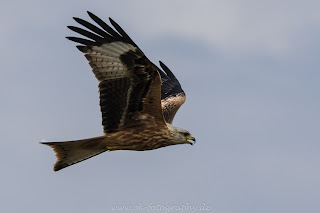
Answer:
[{"xmin": 42, "ymin": 11, "xmax": 195, "ymax": 171}]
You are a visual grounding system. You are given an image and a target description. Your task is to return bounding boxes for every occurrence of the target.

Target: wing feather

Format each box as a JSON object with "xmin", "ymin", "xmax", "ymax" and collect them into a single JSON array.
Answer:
[
  {"xmin": 67, "ymin": 12, "xmax": 166, "ymax": 133},
  {"xmin": 66, "ymin": 36, "xmax": 96, "ymax": 46},
  {"xmin": 67, "ymin": 26, "xmax": 104, "ymax": 41},
  {"xmin": 87, "ymin": 11, "xmax": 123, "ymax": 40},
  {"xmin": 158, "ymin": 61, "xmax": 186, "ymax": 124},
  {"xmin": 98, "ymin": 78, "xmax": 130, "ymax": 132},
  {"xmin": 73, "ymin": 17, "xmax": 110, "ymax": 38}
]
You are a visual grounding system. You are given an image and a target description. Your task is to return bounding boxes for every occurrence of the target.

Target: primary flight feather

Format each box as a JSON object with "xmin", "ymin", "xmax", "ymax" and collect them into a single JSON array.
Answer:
[{"xmin": 42, "ymin": 11, "xmax": 195, "ymax": 171}]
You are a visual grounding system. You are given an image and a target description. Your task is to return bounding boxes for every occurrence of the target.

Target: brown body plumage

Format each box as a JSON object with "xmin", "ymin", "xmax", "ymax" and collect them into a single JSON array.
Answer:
[{"xmin": 42, "ymin": 12, "xmax": 195, "ymax": 171}]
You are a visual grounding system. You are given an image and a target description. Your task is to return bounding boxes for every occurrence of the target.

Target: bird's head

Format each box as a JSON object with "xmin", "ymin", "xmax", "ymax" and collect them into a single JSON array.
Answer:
[{"xmin": 168, "ymin": 125, "xmax": 196, "ymax": 145}]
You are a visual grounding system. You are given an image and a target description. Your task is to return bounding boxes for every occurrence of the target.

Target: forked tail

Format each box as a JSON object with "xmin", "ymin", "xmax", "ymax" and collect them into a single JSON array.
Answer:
[{"xmin": 41, "ymin": 136, "xmax": 107, "ymax": 171}]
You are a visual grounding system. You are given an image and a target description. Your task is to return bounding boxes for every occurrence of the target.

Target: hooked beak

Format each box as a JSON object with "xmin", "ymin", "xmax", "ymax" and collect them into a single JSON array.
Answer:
[{"xmin": 186, "ymin": 135, "xmax": 196, "ymax": 146}]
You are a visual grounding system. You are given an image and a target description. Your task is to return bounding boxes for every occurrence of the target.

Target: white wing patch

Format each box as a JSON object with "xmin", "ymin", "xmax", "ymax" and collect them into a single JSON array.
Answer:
[{"xmin": 83, "ymin": 41, "xmax": 136, "ymax": 82}]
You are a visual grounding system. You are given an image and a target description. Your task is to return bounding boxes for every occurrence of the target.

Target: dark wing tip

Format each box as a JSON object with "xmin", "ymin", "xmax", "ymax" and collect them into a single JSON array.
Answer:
[
  {"xmin": 68, "ymin": 12, "xmax": 138, "ymax": 48},
  {"xmin": 87, "ymin": 11, "xmax": 98, "ymax": 21},
  {"xmin": 87, "ymin": 11, "xmax": 101, "ymax": 22},
  {"xmin": 108, "ymin": 17, "xmax": 116, "ymax": 24},
  {"xmin": 159, "ymin": 61, "xmax": 185, "ymax": 100},
  {"xmin": 73, "ymin": 17, "xmax": 85, "ymax": 25},
  {"xmin": 65, "ymin": 36, "xmax": 73, "ymax": 41},
  {"xmin": 108, "ymin": 17, "xmax": 121, "ymax": 33},
  {"xmin": 66, "ymin": 36, "xmax": 95, "ymax": 45},
  {"xmin": 108, "ymin": 17, "xmax": 136, "ymax": 46},
  {"xmin": 159, "ymin": 61, "xmax": 176, "ymax": 79},
  {"xmin": 67, "ymin": 25, "xmax": 83, "ymax": 33},
  {"xmin": 76, "ymin": 45, "xmax": 88, "ymax": 52},
  {"xmin": 53, "ymin": 162, "xmax": 69, "ymax": 172},
  {"xmin": 72, "ymin": 17, "xmax": 93, "ymax": 30}
]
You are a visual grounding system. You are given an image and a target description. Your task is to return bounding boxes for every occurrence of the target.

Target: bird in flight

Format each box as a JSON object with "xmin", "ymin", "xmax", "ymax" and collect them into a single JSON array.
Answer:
[{"xmin": 42, "ymin": 11, "xmax": 195, "ymax": 171}]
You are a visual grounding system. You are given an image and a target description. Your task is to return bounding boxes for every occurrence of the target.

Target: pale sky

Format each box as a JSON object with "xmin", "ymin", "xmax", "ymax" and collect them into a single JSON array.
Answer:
[{"xmin": 1, "ymin": 0, "xmax": 319, "ymax": 212}]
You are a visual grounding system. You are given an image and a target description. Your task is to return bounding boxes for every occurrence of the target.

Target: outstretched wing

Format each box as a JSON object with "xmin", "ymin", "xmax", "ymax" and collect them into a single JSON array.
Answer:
[
  {"xmin": 158, "ymin": 62, "xmax": 186, "ymax": 124},
  {"xmin": 67, "ymin": 11, "xmax": 166, "ymax": 134}
]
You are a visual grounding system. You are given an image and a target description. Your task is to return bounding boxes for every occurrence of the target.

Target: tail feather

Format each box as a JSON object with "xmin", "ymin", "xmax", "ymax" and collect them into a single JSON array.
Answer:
[{"xmin": 41, "ymin": 136, "xmax": 107, "ymax": 171}]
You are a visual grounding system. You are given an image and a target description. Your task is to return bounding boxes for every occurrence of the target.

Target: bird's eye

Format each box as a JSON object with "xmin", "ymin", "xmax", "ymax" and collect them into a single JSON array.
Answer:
[{"xmin": 183, "ymin": 132, "xmax": 189, "ymax": 137}]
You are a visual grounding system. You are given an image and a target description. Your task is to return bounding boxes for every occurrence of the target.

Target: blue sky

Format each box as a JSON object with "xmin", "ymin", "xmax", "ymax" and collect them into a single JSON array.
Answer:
[{"xmin": 1, "ymin": 0, "xmax": 319, "ymax": 212}]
